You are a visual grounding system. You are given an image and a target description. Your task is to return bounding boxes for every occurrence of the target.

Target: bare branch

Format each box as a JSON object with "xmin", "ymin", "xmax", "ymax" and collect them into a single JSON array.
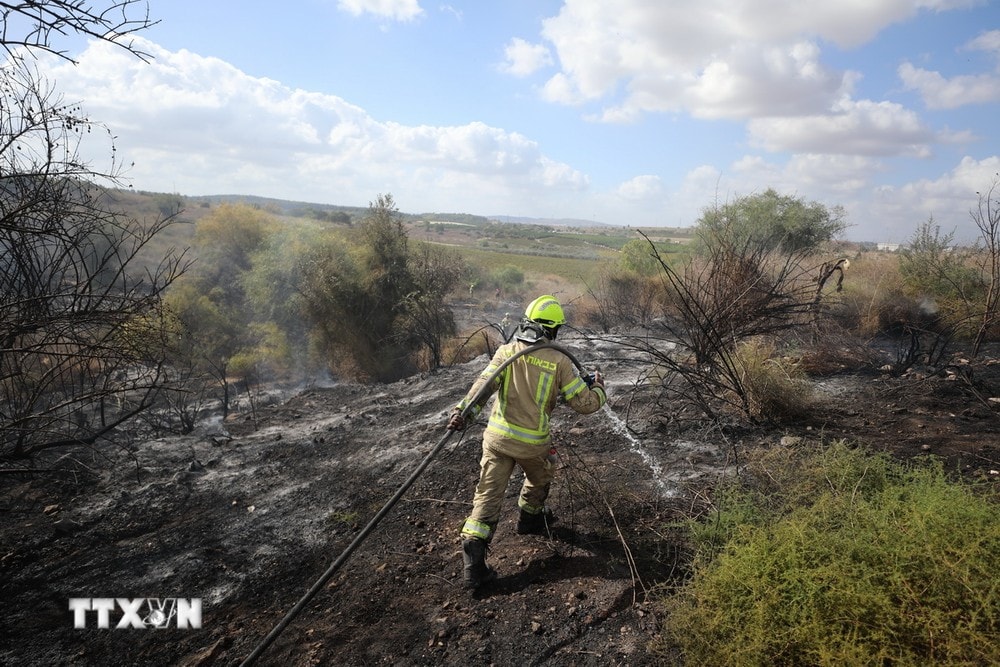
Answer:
[
  {"xmin": 1, "ymin": 64, "xmax": 189, "ymax": 461},
  {"xmin": 0, "ymin": 0, "xmax": 158, "ymax": 64}
]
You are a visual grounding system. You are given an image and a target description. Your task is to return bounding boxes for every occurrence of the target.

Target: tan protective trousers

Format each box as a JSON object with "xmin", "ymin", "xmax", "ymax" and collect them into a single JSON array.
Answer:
[{"xmin": 465, "ymin": 434, "xmax": 555, "ymax": 534}]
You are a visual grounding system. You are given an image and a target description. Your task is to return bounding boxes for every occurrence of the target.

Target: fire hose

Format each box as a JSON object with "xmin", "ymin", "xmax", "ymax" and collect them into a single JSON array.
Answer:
[{"xmin": 240, "ymin": 340, "xmax": 592, "ymax": 665}]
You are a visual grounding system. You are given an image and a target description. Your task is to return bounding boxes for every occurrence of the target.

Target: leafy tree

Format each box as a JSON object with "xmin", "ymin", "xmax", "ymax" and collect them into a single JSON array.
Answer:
[
  {"xmin": 328, "ymin": 210, "xmax": 352, "ymax": 225},
  {"xmin": 405, "ymin": 242, "xmax": 466, "ymax": 369},
  {"xmin": 192, "ymin": 203, "xmax": 276, "ymax": 307},
  {"xmin": 618, "ymin": 238, "xmax": 662, "ymax": 276},
  {"xmin": 242, "ymin": 225, "xmax": 318, "ymax": 374},
  {"xmin": 299, "ymin": 231, "xmax": 369, "ymax": 378},
  {"xmin": 899, "ymin": 220, "xmax": 976, "ymax": 300},
  {"xmin": 898, "ymin": 182, "xmax": 1000, "ymax": 358},
  {"xmin": 300, "ymin": 194, "xmax": 460, "ymax": 380},
  {"xmin": 897, "ymin": 219, "xmax": 980, "ymax": 357},
  {"xmin": 355, "ymin": 193, "xmax": 417, "ymax": 379},
  {"xmin": 491, "ymin": 264, "xmax": 525, "ymax": 291},
  {"xmin": 162, "ymin": 280, "xmax": 241, "ymax": 425},
  {"xmin": 163, "ymin": 204, "xmax": 281, "ymax": 421},
  {"xmin": 697, "ymin": 189, "xmax": 846, "ymax": 255}
]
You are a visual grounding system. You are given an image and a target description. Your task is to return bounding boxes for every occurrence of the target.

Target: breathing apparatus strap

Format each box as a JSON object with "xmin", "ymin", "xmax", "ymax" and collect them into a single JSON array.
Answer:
[{"xmin": 514, "ymin": 319, "xmax": 546, "ymax": 344}]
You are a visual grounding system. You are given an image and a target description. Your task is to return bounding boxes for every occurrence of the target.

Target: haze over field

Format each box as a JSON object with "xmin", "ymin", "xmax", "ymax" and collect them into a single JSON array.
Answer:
[{"xmin": 15, "ymin": 0, "xmax": 1000, "ymax": 242}]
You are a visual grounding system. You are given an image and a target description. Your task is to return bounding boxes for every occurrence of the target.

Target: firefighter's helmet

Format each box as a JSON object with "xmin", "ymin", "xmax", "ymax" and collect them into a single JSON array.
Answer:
[{"xmin": 524, "ymin": 295, "xmax": 565, "ymax": 330}]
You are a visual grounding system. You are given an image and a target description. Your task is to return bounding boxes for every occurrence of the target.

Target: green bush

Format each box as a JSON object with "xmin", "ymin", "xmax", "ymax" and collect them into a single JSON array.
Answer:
[
  {"xmin": 492, "ymin": 263, "xmax": 525, "ymax": 290},
  {"xmin": 658, "ymin": 443, "xmax": 1000, "ymax": 665}
]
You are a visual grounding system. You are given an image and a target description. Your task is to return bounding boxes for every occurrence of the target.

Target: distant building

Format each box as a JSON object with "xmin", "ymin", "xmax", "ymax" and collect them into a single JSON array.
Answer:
[{"xmin": 876, "ymin": 243, "xmax": 901, "ymax": 252}]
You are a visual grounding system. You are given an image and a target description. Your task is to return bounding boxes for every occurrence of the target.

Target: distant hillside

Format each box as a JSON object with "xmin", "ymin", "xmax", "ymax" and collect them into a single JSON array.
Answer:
[
  {"xmin": 487, "ymin": 214, "xmax": 614, "ymax": 228},
  {"xmin": 119, "ymin": 189, "xmax": 628, "ymax": 232}
]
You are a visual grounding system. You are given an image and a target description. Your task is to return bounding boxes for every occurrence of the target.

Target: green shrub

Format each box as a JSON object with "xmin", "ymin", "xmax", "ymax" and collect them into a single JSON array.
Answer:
[
  {"xmin": 658, "ymin": 443, "xmax": 1000, "ymax": 665},
  {"xmin": 491, "ymin": 263, "xmax": 525, "ymax": 289}
]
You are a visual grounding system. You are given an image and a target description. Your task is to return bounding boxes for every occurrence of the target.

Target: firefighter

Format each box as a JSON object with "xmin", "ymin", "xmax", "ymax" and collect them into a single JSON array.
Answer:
[{"xmin": 447, "ymin": 295, "xmax": 607, "ymax": 589}]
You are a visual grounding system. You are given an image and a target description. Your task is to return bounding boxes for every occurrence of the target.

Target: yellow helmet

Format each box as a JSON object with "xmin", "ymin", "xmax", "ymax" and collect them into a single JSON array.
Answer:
[{"xmin": 524, "ymin": 295, "xmax": 565, "ymax": 328}]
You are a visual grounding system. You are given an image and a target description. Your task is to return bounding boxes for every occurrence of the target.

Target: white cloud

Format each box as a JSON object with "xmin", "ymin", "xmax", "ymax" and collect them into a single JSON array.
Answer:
[
  {"xmin": 616, "ymin": 175, "xmax": 663, "ymax": 200},
  {"xmin": 965, "ymin": 29, "xmax": 1000, "ymax": 55},
  {"xmin": 898, "ymin": 62, "xmax": 1000, "ymax": 109},
  {"xmin": 499, "ymin": 38, "xmax": 553, "ymax": 77},
  {"xmin": 33, "ymin": 37, "xmax": 584, "ymax": 212},
  {"xmin": 10, "ymin": 4, "xmax": 995, "ymax": 242},
  {"xmin": 439, "ymin": 4, "xmax": 462, "ymax": 20},
  {"xmin": 747, "ymin": 99, "xmax": 935, "ymax": 157},
  {"xmin": 678, "ymin": 42, "xmax": 846, "ymax": 120},
  {"xmin": 783, "ymin": 154, "xmax": 882, "ymax": 194},
  {"xmin": 889, "ymin": 27, "xmax": 1000, "ymax": 113},
  {"xmin": 864, "ymin": 155, "xmax": 1000, "ymax": 242},
  {"xmin": 337, "ymin": 0, "xmax": 423, "ymax": 21},
  {"xmin": 541, "ymin": 72, "xmax": 585, "ymax": 105},
  {"xmin": 535, "ymin": 0, "xmax": 961, "ymax": 122}
]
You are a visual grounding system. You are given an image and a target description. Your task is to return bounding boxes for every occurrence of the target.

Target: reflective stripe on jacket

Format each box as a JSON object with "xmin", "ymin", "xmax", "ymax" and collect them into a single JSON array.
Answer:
[{"xmin": 456, "ymin": 341, "xmax": 606, "ymax": 446}]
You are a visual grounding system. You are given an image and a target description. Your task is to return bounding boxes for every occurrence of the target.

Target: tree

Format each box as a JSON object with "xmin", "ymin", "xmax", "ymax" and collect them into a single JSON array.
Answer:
[
  {"xmin": 0, "ymin": 65, "xmax": 187, "ymax": 460},
  {"xmin": 242, "ymin": 225, "xmax": 317, "ymax": 375},
  {"xmin": 898, "ymin": 220, "xmax": 975, "ymax": 301},
  {"xmin": 696, "ymin": 189, "xmax": 846, "ymax": 256},
  {"xmin": 404, "ymin": 242, "xmax": 466, "ymax": 370},
  {"xmin": 618, "ymin": 238, "xmax": 662, "ymax": 276},
  {"xmin": 191, "ymin": 203, "xmax": 276, "ymax": 308},
  {"xmin": 971, "ymin": 177, "xmax": 1000, "ymax": 356},
  {"xmin": 491, "ymin": 264, "xmax": 525, "ymax": 292},
  {"xmin": 0, "ymin": 1, "xmax": 181, "ymax": 461},
  {"xmin": 354, "ymin": 194, "xmax": 417, "ymax": 379},
  {"xmin": 162, "ymin": 281, "xmax": 241, "ymax": 427},
  {"xmin": 1, "ymin": 1, "xmax": 156, "ymax": 64},
  {"xmin": 298, "ymin": 231, "xmax": 369, "ymax": 378},
  {"xmin": 162, "ymin": 205, "xmax": 284, "ymax": 425},
  {"xmin": 896, "ymin": 219, "xmax": 978, "ymax": 365},
  {"xmin": 299, "ymin": 194, "xmax": 460, "ymax": 380},
  {"xmin": 610, "ymin": 201, "xmax": 846, "ymax": 423}
]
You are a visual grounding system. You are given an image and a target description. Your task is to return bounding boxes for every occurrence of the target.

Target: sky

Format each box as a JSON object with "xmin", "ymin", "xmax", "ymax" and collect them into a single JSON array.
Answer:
[{"xmin": 11, "ymin": 0, "xmax": 1000, "ymax": 242}]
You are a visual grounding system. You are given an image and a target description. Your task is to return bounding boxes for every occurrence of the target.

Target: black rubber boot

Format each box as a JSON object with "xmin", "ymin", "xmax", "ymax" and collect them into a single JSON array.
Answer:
[
  {"xmin": 516, "ymin": 508, "xmax": 556, "ymax": 535},
  {"xmin": 462, "ymin": 539, "xmax": 496, "ymax": 589}
]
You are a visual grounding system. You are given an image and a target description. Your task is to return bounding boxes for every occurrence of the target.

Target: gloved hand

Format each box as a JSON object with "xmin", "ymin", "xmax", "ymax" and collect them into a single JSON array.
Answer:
[
  {"xmin": 584, "ymin": 371, "xmax": 604, "ymax": 390},
  {"xmin": 589, "ymin": 371, "xmax": 604, "ymax": 391},
  {"xmin": 447, "ymin": 410, "xmax": 466, "ymax": 431}
]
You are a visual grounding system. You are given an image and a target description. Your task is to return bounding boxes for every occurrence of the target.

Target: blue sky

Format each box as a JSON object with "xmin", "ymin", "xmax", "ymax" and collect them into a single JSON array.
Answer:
[{"xmin": 17, "ymin": 0, "xmax": 1000, "ymax": 242}]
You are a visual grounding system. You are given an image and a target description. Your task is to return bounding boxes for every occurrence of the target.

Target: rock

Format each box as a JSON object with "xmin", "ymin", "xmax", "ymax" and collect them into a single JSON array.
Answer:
[{"xmin": 53, "ymin": 518, "xmax": 83, "ymax": 536}]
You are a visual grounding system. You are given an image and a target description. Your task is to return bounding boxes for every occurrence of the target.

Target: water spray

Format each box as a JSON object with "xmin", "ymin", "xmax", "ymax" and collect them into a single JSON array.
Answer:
[{"xmin": 600, "ymin": 404, "xmax": 673, "ymax": 498}]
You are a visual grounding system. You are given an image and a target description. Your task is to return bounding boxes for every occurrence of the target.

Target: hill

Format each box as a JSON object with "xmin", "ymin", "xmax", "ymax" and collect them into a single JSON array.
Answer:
[{"xmin": 110, "ymin": 188, "xmax": 698, "ymax": 296}]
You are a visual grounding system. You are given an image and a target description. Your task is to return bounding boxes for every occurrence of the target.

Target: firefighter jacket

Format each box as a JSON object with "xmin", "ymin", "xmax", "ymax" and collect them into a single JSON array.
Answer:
[{"xmin": 455, "ymin": 340, "xmax": 606, "ymax": 446}]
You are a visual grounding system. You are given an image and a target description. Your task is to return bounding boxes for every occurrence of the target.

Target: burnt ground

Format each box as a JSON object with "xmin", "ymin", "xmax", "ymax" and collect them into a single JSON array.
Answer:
[{"xmin": 2, "ymin": 332, "xmax": 1000, "ymax": 666}]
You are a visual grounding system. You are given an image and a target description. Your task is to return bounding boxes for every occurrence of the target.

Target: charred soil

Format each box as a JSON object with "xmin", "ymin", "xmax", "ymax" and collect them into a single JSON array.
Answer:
[{"xmin": 2, "ymin": 335, "xmax": 1000, "ymax": 666}]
